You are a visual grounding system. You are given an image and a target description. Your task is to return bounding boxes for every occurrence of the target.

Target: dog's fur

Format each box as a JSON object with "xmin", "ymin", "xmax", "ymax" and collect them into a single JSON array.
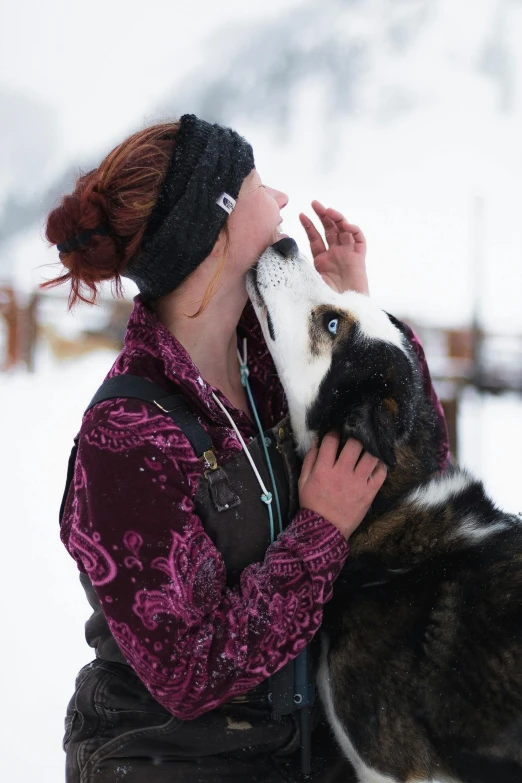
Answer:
[{"xmin": 246, "ymin": 238, "xmax": 522, "ymax": 783}]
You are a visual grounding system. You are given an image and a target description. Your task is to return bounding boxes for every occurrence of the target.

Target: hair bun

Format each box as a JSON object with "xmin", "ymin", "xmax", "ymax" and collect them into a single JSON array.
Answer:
[{"xmin": 42, "ymin": 121, "xmax": 180, "ymax": 307}]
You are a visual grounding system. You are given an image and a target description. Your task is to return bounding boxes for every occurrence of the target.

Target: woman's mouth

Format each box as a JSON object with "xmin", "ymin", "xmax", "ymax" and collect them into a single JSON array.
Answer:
[{"xmin": 275, "ymin": 221, "xmax": 288, "ymax": 239}]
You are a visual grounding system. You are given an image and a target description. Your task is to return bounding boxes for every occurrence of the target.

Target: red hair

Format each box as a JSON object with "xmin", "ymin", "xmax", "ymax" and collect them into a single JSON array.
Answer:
[{"xmin": 44, "ymin": 122, "xmax": 180, "ymax": 309}]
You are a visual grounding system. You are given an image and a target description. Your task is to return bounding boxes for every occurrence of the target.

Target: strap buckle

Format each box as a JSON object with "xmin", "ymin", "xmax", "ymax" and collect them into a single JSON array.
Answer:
[{"xmin": 201, "ymin": 449, "xmax": 218, "ymax": 470}]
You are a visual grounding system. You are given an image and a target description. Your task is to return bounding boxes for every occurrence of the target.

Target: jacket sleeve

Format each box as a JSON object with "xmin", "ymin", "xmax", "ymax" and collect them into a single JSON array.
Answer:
[
  {"xmin": 62, "ymin": 410, "xmax": 350, "ymax": 720},
  {"xmin": 402, "ymin": 322, "xmax": 450, "ymax": 470}
]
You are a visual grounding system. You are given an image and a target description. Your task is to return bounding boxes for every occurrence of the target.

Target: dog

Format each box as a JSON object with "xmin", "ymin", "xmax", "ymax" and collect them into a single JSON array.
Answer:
[{"xmin": 246, "ymin": 237, "xmax": 522, "ymax": 783}]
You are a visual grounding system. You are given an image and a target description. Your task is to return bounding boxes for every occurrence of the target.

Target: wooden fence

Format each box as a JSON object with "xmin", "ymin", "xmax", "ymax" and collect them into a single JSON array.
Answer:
[{"xmin": 2, "ymin": 289, "xmax": 521, "ymax": 460}]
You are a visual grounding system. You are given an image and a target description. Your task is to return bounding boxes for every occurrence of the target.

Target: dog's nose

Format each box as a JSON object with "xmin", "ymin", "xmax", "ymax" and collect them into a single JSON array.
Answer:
[{"xmin": 271, "ymin": 237, "xmax": 298, "ymax": 259}]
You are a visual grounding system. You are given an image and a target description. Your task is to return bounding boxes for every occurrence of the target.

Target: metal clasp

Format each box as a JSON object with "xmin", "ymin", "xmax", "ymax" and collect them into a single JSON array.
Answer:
[{"xmin": 202, "ymin": 449, "xmax": 218, "ymax": 470}]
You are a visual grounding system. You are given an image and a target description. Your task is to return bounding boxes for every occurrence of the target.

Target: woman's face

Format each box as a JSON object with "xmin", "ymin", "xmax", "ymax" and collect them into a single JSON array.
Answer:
[{"xmin": 226, "ymin": 169, "xmax": 288, "ymax": 272}]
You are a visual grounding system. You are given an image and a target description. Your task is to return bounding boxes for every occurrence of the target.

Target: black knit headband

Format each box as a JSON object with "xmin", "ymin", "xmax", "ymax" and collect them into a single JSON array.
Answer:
[
  {"xmin": 125, "ymin": 114, "xmax": 255, "ymax": 299},
  {"xmin": 56, "ymin": 114, "xmax": 255, "ymax": 299}
]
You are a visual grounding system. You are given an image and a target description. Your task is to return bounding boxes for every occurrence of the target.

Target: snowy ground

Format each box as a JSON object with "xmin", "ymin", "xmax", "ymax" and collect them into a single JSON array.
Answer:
[
  {"xmin": 1, "ymin": 346, "xmax": 521, "ymax": 782},
  {"xmin": 1, "ymin": 348, "xmax": 120, "ymax": 783}
]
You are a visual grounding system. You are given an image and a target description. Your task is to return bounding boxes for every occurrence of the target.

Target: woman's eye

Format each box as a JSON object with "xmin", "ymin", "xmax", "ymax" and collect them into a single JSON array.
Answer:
[{"xmin": 327, "ymin": 318, "xmax": 338, "ymax": 335}]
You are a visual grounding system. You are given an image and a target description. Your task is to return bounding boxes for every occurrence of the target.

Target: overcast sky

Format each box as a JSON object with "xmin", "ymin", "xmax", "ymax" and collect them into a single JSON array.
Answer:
[
  {"xmin": 0, "ymin": 0, "xmax": 304, "ymax": 191},
  {"xmin": 1, "ymin": 0, "xmax": 521, "ymax": 331}
]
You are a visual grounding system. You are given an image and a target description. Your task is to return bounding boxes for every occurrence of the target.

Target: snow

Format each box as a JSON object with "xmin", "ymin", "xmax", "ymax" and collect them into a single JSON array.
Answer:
[
  {"xmin": 0, "ymin": 349, "xmax": 118, "ymax": 783},
  {"xmin": 458, "ymin": 386, "xmax": 522, "ymax": 515},
  {"xmin": 1, "ymin": 345, "xmax": 521, "ymax": 780}
]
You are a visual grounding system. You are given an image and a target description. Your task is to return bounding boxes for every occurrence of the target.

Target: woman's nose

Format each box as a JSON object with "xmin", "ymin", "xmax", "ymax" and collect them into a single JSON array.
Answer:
[{"xmin": 276, "ymin": 189, "xmax": 289, "ymax": 209}]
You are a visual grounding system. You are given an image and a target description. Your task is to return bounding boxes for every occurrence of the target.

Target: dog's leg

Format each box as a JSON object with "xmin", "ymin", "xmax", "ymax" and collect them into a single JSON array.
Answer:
[
  {"xmin": 317, "ymin": 635, "xmax": 398, "ymax": 783},
  {"xmin": 317, "ymin": 636, "xmax": 453, "ymax": 783}
]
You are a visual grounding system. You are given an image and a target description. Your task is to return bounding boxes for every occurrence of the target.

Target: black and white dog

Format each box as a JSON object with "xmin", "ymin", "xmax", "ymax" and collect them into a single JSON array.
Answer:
[{"xmin": 246, "ymin": 238, "xmax": 522, "ymax": 783}]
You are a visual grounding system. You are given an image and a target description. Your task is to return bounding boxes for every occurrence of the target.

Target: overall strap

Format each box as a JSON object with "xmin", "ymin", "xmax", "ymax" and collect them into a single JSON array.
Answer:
[
  {"xmin": 84, "ymin": 374, "xmax": 213, "ymax": 457},
  {"xmin": 59, "ymin": 374, "xmax": 213, "ymax": 525}
]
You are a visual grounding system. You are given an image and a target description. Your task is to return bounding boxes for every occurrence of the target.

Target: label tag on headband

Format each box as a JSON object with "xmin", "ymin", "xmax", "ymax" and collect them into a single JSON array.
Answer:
[{"xmin": 216, "ymin": 192, "xmax": 236, "ymax": 214}]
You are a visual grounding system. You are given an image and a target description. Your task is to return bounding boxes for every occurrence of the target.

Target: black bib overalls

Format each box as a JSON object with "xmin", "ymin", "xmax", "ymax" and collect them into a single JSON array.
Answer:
[{"xmin": 62, "ymin": 377, "xmax": 354, "ymax": 783}]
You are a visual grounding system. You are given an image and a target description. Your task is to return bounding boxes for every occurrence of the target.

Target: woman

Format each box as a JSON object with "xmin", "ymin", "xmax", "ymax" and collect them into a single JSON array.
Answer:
[{"xmin": 46, "ymin": 114, "xmax": 449, "ymax": 782}]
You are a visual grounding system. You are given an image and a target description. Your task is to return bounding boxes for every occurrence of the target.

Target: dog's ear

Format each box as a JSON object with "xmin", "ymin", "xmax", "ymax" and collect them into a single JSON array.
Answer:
[{"xmin": 341, "ymin": 399, "xmax": 398, "ymax": 468}]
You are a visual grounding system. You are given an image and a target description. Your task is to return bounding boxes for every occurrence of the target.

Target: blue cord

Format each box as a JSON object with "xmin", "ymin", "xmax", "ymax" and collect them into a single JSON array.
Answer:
[
  {"xmin": 239, "ymin": 361, "xmax": 283, "ymax": 540},
  {"xmin": 240, "ymin": 356, "xmax": 312, "ymax": 747}
]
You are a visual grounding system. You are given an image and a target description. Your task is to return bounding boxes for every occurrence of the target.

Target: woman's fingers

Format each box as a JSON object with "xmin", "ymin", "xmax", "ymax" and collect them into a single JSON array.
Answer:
[
  {"xmin": 354, "ymin": 450, "xmax": 380, "ymax": 478},
  {"xmin": 300, "ymin": 432, "xmax": 356, "ymax": 486},
  {"xmin": 299, "ymin": 437, "xmax": 319, "ymax": 485},
  {"xmin": 299, "ymin": 212, "xmax": 327, "ymax": 257},
  {"xmin": 317, "ymin": 431, "xmax": 342, "ymax": 469},
  {"xmin": 322, "ymin": 215, "xmax": 340, "ymax": 246},
  {"xmin": 310, "ymin": 201, "xmax": 363, "ymax": 250},
  {"xmin": 336, "ymin": 439, "xmax": 387, "ymax": 484},
  {"xmin": 322, "ymin": 206, "xmax": 352, "ymax": 226},
  {"xmin": 368, "ymin": 460, "xmax": 388, "ymax": 489},
  {"xmin": 312, "ymin": 201, "xmax": 339, "ymax": 246},
  {"xmin": 339, "ymin": 230, "xmax": 356, "ymax": 248},
  {"xmin": 313, "ymin": 434, "xmax": 386, "ymax": 480},
  {"xmin": 335, "ymin": 437, "xmax": 364, "ymax": 470},
  {"xmin": 311, "ymin": 199, "xmax": 327, "ymax": 216},
  {"xmin": 319, "ymin": 206, "xmax": 361, "ymax": 239}
]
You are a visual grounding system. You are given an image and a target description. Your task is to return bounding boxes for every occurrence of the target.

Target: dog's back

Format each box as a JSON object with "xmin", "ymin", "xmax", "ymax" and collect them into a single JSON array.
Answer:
[{"xmin": 321, "ymin": 483, "xmax": 522, "ymax": 781}]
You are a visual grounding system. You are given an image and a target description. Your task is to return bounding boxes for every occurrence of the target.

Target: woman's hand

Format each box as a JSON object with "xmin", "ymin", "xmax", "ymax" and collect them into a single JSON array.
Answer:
[
  {"xmin": 298, "ymin": 432, "xmax": 387, "ymax": 540},
  {"xmin": 299, "ymin": 201, "xmax": 369, "ymax": 295}
]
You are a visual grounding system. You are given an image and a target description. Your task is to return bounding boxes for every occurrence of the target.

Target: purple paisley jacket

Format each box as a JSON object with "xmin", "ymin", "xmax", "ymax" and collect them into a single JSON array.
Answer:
[{"xmin": 61, "ymin": 295, "xmax": 449, "ymax": 720}]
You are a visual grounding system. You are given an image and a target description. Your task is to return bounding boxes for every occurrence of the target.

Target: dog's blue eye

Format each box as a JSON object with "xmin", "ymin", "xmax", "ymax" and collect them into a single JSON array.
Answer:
[{"xmin": 328, "ymin": 318, "xmax": 338, "ymax": 335}]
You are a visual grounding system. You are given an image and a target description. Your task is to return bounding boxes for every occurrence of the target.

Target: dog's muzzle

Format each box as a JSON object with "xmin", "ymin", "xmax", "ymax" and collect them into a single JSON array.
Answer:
[
  {"xmin": 271, "ymin": 237, "xmax": 299, "ymax": 259},
  {"xmin": 247, "ymin": 237, "xmax": 299, "ymax": 304}
]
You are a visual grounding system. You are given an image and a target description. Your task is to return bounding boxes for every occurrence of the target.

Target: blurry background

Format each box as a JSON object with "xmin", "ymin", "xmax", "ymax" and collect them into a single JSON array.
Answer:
[{"xmin": 0, "ymin": 0, "xmax": 521, "ymax": 779}]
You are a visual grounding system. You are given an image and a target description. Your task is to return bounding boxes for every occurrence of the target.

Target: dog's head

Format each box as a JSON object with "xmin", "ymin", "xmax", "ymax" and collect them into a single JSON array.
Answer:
[{"xmin": 246, "ymin": 238, "xmax": 423, "ymax": 468}]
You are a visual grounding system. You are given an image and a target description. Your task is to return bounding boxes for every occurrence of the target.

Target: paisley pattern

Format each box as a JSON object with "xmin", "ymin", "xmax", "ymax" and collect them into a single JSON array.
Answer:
[
  {"xmin": 68, "ymin": 525, "xmax": 118, "ymax": 586},
  {"xmin": 60, "ymin": 295, "xmax": 449, "ymax": 719},
  {"xmin": 123, "ymin": 530, "xmax": 144, "ymax": 571},
  {"xmin": 133, "ymin": 529, "xmax": 224, "ymax": 630}
]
